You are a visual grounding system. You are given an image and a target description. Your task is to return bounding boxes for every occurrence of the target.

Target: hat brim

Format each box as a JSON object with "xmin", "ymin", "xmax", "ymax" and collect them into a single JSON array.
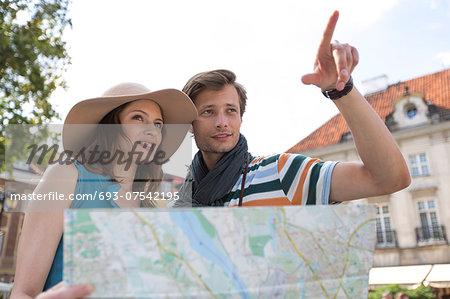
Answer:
[{"xmin": 63, "ymin": 89, "xmax": 197, "ymax": 161}]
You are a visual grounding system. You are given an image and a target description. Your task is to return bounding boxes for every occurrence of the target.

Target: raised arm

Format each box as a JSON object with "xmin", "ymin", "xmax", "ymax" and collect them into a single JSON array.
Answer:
[{"xmin": 301, "ymin": 11, "xmax": 410, "ymax": 202}]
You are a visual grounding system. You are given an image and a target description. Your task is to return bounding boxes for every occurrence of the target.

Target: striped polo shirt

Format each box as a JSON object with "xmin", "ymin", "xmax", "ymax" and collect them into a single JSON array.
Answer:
[{"xmin": 225, "ymin": 153, "xmax": 338, "ymax": 207}]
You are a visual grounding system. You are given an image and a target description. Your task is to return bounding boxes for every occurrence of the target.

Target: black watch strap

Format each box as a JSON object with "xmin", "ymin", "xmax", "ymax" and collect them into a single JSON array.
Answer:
[{"xmin": 322, "ymin": 76, "xmax": 353, "ymax": 100}]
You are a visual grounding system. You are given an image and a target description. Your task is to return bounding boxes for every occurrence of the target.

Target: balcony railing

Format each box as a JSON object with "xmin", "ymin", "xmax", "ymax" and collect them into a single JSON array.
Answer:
[
  {"xmin": 376, "ymin": 229, "xmax": 397, "ymax": 248},
  {"xmin": 415, "ymin": 225, "xmax": 447, "ymax": 245}
]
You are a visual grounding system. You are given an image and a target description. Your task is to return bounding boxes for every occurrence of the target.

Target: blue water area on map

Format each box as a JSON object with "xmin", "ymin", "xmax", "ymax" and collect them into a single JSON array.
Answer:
[{"xmin": 170, "ymin": 211, "xmax": 249, "ymax": 299}]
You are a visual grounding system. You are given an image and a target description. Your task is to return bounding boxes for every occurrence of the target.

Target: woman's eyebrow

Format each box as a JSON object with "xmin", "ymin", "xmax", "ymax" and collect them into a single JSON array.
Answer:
[{"xmin": 130, "ymin": 109, "xmax": 148, "ymax": 116}]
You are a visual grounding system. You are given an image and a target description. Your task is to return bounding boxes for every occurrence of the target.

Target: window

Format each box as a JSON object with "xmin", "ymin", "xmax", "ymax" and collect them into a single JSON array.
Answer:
[
  {"xmin": 409, "ymin": 153, "xmax": 430, "ymax": 177},
  {"xmin": 405, "ymin": 104, "xmax": 418, "ymax": 119},
  {"xmin": 376, "ymin": 204, "xmax": 395, "ymax": 248},
  {"xmin": 416, "ymin": 199, "xmax": 445, "ymax": 244}
]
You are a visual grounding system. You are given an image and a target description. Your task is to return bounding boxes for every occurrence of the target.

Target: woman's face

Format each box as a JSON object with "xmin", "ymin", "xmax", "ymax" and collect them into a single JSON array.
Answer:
[{"xmin": 118, "ymin": 99, "xmax": 163, "ymax": 162}]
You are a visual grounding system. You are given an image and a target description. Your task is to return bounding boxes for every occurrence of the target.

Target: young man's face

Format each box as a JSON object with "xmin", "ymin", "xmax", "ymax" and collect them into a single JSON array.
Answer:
[{"xmin": 192, "ymin": 84, "xmax": 242, "ymax": 157}]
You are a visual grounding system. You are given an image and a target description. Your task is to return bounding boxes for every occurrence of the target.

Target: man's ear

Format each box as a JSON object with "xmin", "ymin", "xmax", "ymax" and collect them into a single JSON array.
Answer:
[{"xmin": 189, "ymin": 125, "xmax": 194, "ymax": 135}]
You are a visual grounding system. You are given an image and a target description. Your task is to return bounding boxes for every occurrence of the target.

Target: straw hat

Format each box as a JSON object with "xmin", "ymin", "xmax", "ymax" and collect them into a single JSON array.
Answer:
[{"xmin": 63, "ymin": 82, "xmax": 197, "ymax": 160}]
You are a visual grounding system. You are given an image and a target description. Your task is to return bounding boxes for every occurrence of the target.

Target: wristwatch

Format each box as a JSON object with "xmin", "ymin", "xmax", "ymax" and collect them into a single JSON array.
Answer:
[{"xmin": 322, "ymin": 76, "xmax": 353, "ymax": 100}]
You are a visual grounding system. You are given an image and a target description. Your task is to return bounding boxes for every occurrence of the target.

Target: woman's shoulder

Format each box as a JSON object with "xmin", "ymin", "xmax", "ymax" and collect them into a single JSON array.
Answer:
[
  {"xmin": 27, "ymin": 162, "xmax": 79, "ymax": 212},
  {"xmin": 42, "ymin": 161, "xmax": 79, "ymax": 182}
]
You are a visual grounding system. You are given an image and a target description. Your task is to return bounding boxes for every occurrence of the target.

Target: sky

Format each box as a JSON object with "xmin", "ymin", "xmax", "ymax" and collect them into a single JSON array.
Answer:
[{"xmin": 50, "ymin": 0, "xmax": 450, "ymax": 157}]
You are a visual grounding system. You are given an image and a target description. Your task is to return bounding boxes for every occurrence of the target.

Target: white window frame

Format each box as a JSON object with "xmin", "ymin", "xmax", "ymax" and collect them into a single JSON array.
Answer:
[
  {"xmin": 416, "ymin": 198, "xmax": 445, "ymax": 245},
  {"xmin": 409, "ymin": 153, "xmax": 430, "ymax": 177},
  {"xmin": 376, "ymin": 204, "xmax": 395, "ymax": 248}
]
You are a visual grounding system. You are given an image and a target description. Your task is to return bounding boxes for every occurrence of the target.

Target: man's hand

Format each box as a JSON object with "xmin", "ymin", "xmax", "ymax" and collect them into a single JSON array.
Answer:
[
  {"xmin": 301, "ymin": 11, "xmax": 359, "ymax": 91},
  {"xmin": 35, "ymin": 282, "xmax": 93, "ymax": 299}
]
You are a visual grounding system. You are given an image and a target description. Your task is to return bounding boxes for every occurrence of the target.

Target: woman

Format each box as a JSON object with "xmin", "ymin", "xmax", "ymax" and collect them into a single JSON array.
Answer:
[{"xmin": 11, "ymin": 83, "xmax": 197, "ymax": 298}]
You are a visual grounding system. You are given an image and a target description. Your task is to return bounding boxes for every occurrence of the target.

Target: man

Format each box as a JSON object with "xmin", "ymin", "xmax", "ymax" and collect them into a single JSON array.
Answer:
[
  {"xmin": 174, "ymin": 10, "xmax": 410, "ymax": 207},
  {"xmin": 36, "ymin": 10, "xmax": 410, "ymax": 298}
]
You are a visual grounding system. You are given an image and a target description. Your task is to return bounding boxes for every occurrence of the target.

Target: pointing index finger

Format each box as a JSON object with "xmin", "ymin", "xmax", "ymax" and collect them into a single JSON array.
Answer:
[{"xmin": 318, "ymin": 11, "xmax": 339, "ymax": 51}]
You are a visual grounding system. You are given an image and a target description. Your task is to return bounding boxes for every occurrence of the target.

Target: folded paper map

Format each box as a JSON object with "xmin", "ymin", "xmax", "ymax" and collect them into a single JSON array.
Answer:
[{"xmin": 64, "ymin": 205, "xmax": 376, "ymax": 298}]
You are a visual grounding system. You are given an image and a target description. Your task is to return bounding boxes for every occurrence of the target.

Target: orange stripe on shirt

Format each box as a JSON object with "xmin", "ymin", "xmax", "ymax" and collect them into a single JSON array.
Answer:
[
  {"xmin": 277, "ymin": 153, "xmax": 292, "ymax": 173},
  {"xmin": 228, "ymin": 196, "xmax": 292, "ymax": 207},
  {"xmin": 291, "ymin": 158, "xmax": 321, "ymax": 205},
  {"xmin": 250, "ymin": 157, "xmax": 264, "ymax": 165}
]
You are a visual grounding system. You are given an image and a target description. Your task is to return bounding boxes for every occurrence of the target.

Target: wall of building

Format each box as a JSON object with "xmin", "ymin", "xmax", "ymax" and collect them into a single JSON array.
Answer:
[
  {"xmin": 0, "ymin": 212, "xmax": 24, "ymax": 282},
  {"xmin": 0, "ymin": 178, "xmax": 33, "ymax": 282}
]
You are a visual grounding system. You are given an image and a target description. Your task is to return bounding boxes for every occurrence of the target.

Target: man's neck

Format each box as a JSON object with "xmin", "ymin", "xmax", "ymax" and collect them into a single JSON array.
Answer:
[{"xmin": 201, "ymin": 151, "xmax": 225, "ymax": 171}]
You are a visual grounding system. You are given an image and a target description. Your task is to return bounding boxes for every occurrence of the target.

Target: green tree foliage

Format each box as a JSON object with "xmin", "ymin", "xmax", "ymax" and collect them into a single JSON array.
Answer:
[
  {"xmin": 369, "ymin": 284, "xmax": 435, "ymax": 299},
  {"xmin": 0, "ymin": 0, "xmax": 71, "ymax": 170}
]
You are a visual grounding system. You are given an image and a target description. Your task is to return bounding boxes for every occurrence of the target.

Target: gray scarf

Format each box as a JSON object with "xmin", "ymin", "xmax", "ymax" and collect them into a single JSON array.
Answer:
[{"xmin": 173, "ymin": 134, "xmax": 251, "ymax": 207}]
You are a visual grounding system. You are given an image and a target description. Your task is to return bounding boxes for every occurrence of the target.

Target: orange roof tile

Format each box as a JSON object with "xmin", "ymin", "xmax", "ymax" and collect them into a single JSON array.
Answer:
[{"xmin": 287, "ymin": 68, "xmax": 450, "ymax": 153}]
